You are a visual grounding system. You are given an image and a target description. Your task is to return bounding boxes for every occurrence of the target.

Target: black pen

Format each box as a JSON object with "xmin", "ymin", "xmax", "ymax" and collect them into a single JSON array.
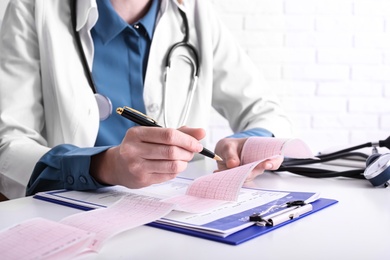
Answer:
[{"xmin": 116, "ymin": 106, "xmax": 223, "ymax": 161}]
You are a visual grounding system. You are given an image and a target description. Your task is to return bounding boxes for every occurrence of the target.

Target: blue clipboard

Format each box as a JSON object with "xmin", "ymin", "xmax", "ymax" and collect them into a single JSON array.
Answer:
[
  {"xmin": 34, "ymin": 194, "xmax": 98, "ymax": 211},
  {"xmin": 34, "ymin": 189, "xmax": 337, "ymax": 245},
  {"xmin": 147, "ymin": 198, "xmax": 338, "ymax": 245}
]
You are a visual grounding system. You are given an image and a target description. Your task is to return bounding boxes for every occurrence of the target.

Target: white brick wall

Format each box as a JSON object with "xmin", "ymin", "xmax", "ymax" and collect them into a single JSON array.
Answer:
[
  {"xmin": 210, "ymin": 0, "xmax": 390, "ymax": 153},
  {"xmin": 1, "ymin": 0, "xmax": 389, "ymax": 153}
]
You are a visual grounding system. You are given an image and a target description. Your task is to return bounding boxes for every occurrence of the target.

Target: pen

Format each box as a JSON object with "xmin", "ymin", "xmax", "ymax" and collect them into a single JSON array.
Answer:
[
  {"xmin": 249, "ymin": 200, "xmax": 312, "ymax": 226},
  {"xmin": 116, "ymin": 106, "xmax": 223, "ymax": 161}
]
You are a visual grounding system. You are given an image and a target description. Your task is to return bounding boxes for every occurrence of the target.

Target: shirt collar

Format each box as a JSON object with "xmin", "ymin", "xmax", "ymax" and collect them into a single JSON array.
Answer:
[
  {"xmin": 141, "ymin": 0, "xmax": 160, "ymax": 39},
  {"xmin": 93, "ymin": 0, "xmax": 159, "ymax": 45}
]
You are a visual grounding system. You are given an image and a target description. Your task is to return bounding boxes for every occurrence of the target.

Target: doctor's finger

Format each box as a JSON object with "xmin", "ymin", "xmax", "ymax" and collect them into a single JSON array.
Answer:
[
  {"xmin": 123, "ymin": 168, "xmax": 184, "ymax": 188},
  {"xmin": 134, "ymin": 171, "xmax": 179, "ymax": 187},
  {"xmin": 256, "ymin": 156, "xmax": 284, "ymax": 171},
  {"xmin": 215, "ymin": 138, "xmax": 247, "ymax": 169},
  {"xmin": 133, "ymin": 142, "xmax": 196, "ymax": 161},
  {"xmin": 129, "ymin": 127, "xmax": 203, "ymax": 153},
  {"xmin": 128, "ymin": 161, "xmax": 188, "ymax": 187}
]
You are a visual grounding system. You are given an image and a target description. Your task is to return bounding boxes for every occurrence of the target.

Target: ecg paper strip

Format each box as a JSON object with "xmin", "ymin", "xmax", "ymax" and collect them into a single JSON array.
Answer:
[
  {"xmin": 0, "ymin": 218, "xmax": 94, "ymax": 260},
  {"xmin": 164, "ymin": 137, "xmax": 314, "ymax": 214},
  {"xmin": 164, "ymin": 160, "xmax": 274, "ymax": 213},
  {"xmin": 241, "ymin": 137, "xmax": 315, "ymax": 165},
  {"xmin": 2, "ymin": 137, "xmax": 315, "ymax": 258},
  {"xmin": 60, "ymin": 194, "xmax": 175, "ymax": 251},
  {"xmin": 162, "ymin": 195, "xmax": 227, "ymax": 213},
  {"xmin": 163, "ymin": 161, "xmax": 261, "ymax": 213},
  {"xmin": 186, "ymin": 161, "xmax": 259, "ymax": 201}
]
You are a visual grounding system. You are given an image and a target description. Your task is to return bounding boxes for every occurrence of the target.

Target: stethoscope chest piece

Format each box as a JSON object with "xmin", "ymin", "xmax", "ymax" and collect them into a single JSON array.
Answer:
[
  {"xmin": 95, "ymin": 93, "xmax": 112, "ymax": 121},
  {"xmin": 364, "ymin": 153, "xmax": 390, "ymax": 187}
]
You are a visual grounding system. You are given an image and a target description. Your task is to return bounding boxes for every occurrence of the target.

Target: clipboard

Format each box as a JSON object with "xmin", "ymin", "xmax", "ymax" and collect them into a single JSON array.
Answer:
[
  {"xmin": 34, "ymin": 186, "xmax": 337, "ymax": 245},
  {"xmin": 147, "ymin": 198, "xmax": 337, "ymax": 245}
]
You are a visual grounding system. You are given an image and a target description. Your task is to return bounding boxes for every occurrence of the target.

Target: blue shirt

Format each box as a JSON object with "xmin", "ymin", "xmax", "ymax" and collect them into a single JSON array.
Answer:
[
  {"xmin": 92, "ymin": 0, "xmax": 159, "ymax": 146},
  {"xmin": 26, "ymin": 1, "xmax": 273, "ymax": 196}
]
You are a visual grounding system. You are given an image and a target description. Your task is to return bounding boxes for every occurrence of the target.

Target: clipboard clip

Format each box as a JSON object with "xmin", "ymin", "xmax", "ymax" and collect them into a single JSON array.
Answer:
[{"xmin": 249, "ymin": 200, "xmax": 313, "ymax": 226}]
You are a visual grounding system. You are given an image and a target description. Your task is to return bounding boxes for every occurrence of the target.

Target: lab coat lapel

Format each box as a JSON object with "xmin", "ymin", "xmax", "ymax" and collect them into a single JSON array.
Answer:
[
  {"xmin": 144, "ymin": 0, "xmax": 191, "ymax": 127},
  {"xmin": 75, "ymin": 0, "xmax": 98, "ymax": 70},
  {"xmin": 37, "ymin": 0, "xmax": 99, "ymax": 146}
]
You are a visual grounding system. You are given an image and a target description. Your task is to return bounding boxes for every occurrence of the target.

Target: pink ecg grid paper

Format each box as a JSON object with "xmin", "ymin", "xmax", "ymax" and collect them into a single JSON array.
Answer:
[
  {"xmin": 60, "ymin": 194, "xmax": 175, "ymax": 251},
  {"xmin": 0, "ymin": 137, "xmax": 316, "ymax": 258},
  {"xmin": 0, "ymin": 218, "xmax": 94, "ymax": 260},
  {"xmin": 163, "ymin": 162, "xmax": 259, "ymax": 213},
  {"xmin": 164, "ymin": 137, "xmax": 314, "ymax": 213},
  {"xmin": 185, "ymin": 162, "xmax": 257, "ymax": 201},
  {"xmin": 241, "ymin": 137, "xmax": 315, "ymax": 165},
  {"xmin": 0, "ymin": 196, "xmax": 175, "ymax": 258}
]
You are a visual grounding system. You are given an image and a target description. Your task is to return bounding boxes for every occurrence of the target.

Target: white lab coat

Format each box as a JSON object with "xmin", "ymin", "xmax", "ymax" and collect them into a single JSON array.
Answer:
[{"xmin": 0, "ymin": 0, "xmax": 292, "ymax": 199}]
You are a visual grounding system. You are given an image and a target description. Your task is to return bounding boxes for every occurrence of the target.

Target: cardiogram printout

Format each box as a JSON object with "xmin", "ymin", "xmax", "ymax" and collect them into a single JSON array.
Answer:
[{"xmin": 10, "ymin": 136, "xmax": 327, "ymax": 257}]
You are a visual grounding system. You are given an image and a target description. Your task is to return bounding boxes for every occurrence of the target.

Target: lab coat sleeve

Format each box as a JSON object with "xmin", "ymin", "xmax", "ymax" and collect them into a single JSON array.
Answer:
[
  {"xmin": 26, "ymin": 145, "xmax": 111, "ymax": 196},
  {"xmin": 0, "ymin": 0, "xmax": 100, "ymax": 199},
  {"xmin": 0, "ymin": 0, "xmax": 48, "ymax": 199},
  {"xmin": 228, "ymin": 128, "xmax": 273, "ymax": 138}
]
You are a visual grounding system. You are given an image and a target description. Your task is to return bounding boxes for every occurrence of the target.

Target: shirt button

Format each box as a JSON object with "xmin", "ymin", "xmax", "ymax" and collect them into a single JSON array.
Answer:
[
  {"xmin": 133, "ymin": 24, "xmax": 140, "ymax": 29},
  {"xmin": 67, "ymin": 176, "xmax": 74, "ymax": 184},
  {"xmin": 147, "ymin": 103, "xmax": 160, "ymax": 113},
  {"xmin": 79, "ymin": 176, "xmax": 87, "ymax": 184}
]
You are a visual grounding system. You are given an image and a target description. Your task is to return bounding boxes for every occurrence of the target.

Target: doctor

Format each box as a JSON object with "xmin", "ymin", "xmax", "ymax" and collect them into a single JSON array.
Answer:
[{"xmin": 0, "ymin": 0, "xmax": 291, "ymax": 199}]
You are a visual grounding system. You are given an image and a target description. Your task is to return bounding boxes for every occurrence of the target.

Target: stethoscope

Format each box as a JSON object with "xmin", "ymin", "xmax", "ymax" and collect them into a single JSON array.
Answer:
[
  {"xmin": 276, "ymin": 136, "xmax": 390, "ymax": 188},
  {"xmin": 163, "ymin": 7, "xmax": 199, "ymax": 127},
  {"xmin": 71, "ymin": 0, "xmax": 199, "ymax": 125}
]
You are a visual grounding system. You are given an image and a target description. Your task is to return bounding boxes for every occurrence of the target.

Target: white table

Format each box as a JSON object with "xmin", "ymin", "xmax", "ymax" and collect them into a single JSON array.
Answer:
[{"xmin": 1, "ymin": 159, "xmax": 389, "ymax": 260}]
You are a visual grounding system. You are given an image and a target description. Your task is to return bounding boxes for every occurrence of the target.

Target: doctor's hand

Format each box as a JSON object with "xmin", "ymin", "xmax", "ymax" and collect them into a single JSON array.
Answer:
[
  {"xmin": 90, "ymin": 126, "xmax": 205, "ymax": 188},
  {"xmin": 214, "ymin": 137, "xmax": 283, "ymax": 181}
]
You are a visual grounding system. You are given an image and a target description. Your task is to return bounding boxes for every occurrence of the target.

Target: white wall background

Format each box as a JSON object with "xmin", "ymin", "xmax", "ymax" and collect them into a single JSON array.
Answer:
[
  {"xmin": 209, "ymin": 0, "xmax": 390, "ymax": 153},
  {"xmin": 1, "ymin": 0, "xmax": 389, "ymax": 153}
]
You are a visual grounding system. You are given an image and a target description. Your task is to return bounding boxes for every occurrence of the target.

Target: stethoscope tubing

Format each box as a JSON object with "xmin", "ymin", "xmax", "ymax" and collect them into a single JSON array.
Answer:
[
  {"xmin": 275, "ymin": 166, "xmax": 365, "ymax": 179},
  {"xmin": 281, "ymin": 152, "xmax": 369, "ymax": 167},
  {"xmin": 164, "ymin": 8, "xmax": 200, "ymax": 76},
  {"xmin": 162, "ymin": 8, "xmax": 200, "ymax": 127},
  {"xmin": 71, "ymin": 0, "xmax": 97, "ymax": 93},
  {"xmin": 277, "ymin": 151, "xmax": 368, "ymax": 179},
  {"xmin": 276, "ymin": 137, "xmax": 390, "ymax": 180},
  {"xmin": 71, "ymin": 0, "xmax": 199, "ymax": 125}
]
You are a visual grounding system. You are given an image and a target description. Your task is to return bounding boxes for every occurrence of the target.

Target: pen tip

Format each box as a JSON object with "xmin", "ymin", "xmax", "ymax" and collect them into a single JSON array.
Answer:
[{"xmin": 214, "ymin": 154, "xmax": 223, "ymax": 161}]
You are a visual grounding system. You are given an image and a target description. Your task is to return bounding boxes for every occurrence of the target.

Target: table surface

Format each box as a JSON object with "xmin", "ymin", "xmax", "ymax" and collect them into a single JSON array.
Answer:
[{"xmin": 1, "ymin": 159, "xmax": 389, "ymax": 260}]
